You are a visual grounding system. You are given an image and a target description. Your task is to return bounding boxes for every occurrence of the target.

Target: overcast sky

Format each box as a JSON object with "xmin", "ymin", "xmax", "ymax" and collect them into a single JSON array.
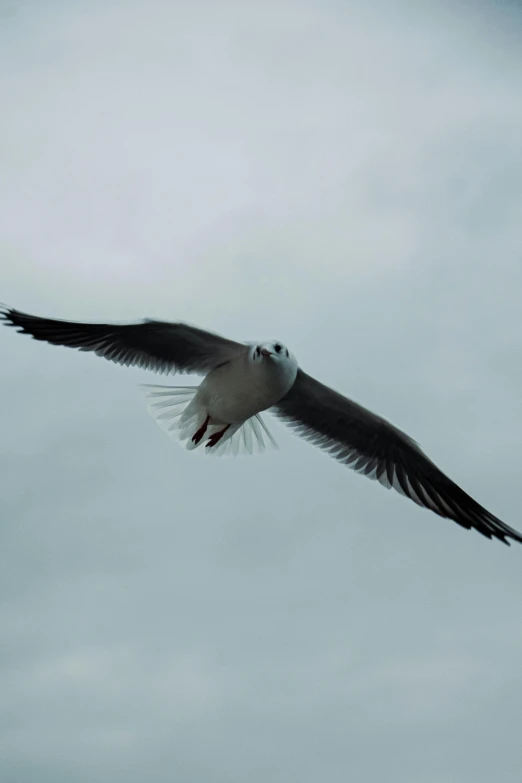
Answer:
[{"xmin": 1, "ymin": 1, "xmax": 522, "ymax": 781}]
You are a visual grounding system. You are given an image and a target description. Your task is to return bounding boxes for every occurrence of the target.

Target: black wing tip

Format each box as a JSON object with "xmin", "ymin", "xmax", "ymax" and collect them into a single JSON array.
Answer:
[
  {"xmin": 480, "ymin": 528, "xmax": 510, "ymax": 547},
  {"xmin": 0, "ymin": 306, "xmax": 40, "ymax": 336},
  {"xmin": 494, "ymin": 527, "xmax": 522, "ymax": 547},
  {"xmin": 0, "ymin": 305, "xmax": 20, "ymax": 327},
  {"xmin": 463, "ymin": 516, "xmax": 522, "ymax": 547},
  {"xmin": 445, "ymin": 509, "xmax": 522, "ymax": 547},
  {"xmin": 0, "ymin": 304, "xmax": 26, "ymax": 320},
  {"xmin": 0, "ymin": 303, "xmax": 13, "ymax": 318},
  {"xmin": 471, "ymin": 506, "xmax": 522, "ymax": 547}
]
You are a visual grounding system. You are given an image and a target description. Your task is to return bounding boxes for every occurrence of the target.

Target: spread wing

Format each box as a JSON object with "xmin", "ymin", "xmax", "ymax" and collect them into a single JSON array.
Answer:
[
  {"xmin": 1, "ymin": 306, "xmax": 246, "ymax": 375},
  {"xmin": 274, "ymin": 369, "xmax": 522, "ymax": 545}
]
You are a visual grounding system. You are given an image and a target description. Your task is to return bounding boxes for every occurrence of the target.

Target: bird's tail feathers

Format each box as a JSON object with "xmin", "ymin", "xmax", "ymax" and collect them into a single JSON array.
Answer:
[{"xmin": 140, "ymin": 384, "xmax": 278, "ymax": 457}]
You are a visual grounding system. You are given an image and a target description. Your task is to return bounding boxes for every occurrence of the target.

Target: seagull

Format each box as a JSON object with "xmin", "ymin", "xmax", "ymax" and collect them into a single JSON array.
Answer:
[{"xmin": 2, "ymin": 304, "xmax": 521, "ymax": 546}]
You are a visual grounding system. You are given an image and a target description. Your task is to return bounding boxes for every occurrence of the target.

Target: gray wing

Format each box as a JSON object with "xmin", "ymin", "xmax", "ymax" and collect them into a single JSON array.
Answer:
[
  {"xmin": 1, "ymin": 306, "xmax": 245, "ymax": 375},
  {"xmin": 274, "ymin": 369, "xmax": 522, "ymax": 545}
]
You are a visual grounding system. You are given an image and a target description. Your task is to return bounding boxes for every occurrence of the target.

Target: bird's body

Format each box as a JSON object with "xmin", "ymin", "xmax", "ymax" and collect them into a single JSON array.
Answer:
[
  {"xmin": 198, "ymin": 342, "xmax": 298, "ymax": 425},
  {"xmin": 2, "ymin": 304, "xmax": 521, "ymax": 545},
  {"xmin": 143, "ymin": 340, "xmax": 298, "ymax": 454}
]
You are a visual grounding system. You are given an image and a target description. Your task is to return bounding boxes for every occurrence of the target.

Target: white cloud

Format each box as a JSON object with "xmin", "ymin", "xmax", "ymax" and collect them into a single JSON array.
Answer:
[{"xmin": 1, "ymin": 1, "xmax": 522, "ymax": 782}]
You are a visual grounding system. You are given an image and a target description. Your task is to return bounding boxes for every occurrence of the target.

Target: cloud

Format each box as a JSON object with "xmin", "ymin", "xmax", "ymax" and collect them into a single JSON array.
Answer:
[{"xmin": 1, "ymin": 1, "xmax": 522, "ymax": 782}]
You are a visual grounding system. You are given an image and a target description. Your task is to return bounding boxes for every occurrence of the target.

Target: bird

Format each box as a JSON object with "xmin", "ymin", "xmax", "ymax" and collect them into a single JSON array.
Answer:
[{"xmin": 1, "ymin": 304, "xmax": 521, "ymax": 546}]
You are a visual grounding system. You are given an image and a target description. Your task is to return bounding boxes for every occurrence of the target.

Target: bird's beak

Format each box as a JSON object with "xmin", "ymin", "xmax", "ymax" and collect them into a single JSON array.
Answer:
[{"xmin": 260, "ymin": 348, "xmax": 273, "ymax": 357}]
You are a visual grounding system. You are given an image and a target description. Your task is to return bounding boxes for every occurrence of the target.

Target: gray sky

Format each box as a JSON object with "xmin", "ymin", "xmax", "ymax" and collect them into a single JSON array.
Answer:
[{"xmin": 1, "ymin": 1, "xmax": 522, "ymax": 781}]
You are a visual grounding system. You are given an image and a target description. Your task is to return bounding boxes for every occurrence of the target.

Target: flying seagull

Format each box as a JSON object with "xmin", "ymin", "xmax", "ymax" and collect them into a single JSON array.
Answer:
[{"xmin": 2, "ymin": 305, "xmax": 521, "ymax": 546}]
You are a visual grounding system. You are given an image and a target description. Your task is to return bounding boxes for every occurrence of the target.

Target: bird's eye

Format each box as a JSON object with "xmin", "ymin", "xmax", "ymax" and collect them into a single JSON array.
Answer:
[{"xmin": 275, "ymin": 343, "xmax": 282, "ymax": 353}]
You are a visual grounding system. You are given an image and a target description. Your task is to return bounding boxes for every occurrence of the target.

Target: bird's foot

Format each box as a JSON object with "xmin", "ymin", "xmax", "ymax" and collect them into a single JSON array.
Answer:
[
  {"xmin": 191, "ymin": 414, "xmax": 210, "ymax": 445},
  {"xmin": 206, "ymin": 424, "xmax": 231, "ymax": 448}
]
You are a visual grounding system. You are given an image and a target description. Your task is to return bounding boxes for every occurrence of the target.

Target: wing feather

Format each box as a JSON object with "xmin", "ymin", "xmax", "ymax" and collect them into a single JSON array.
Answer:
[
  {"xmin": 274, "ymin": 369, "xmax": 522, "ymax": 545},
  {"xmin": 1, "ymin": 306, "xmax": 245, "ymax": 375}
]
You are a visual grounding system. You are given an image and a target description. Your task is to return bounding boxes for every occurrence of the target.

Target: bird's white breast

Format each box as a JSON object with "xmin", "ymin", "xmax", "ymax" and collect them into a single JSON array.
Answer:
[{"xmin": 198, "ymin": 353, "xmax": 297, "ymax": 424}]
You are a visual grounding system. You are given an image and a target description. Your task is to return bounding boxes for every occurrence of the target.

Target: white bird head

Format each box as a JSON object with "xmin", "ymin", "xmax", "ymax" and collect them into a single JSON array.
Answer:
[
  {"xmin": 250, "ymin": 340, "xmax": 298, "ymax": 383},
  {"xmin": 250, "ymin": 340, "xmax": 291, "ymax": 361}
]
